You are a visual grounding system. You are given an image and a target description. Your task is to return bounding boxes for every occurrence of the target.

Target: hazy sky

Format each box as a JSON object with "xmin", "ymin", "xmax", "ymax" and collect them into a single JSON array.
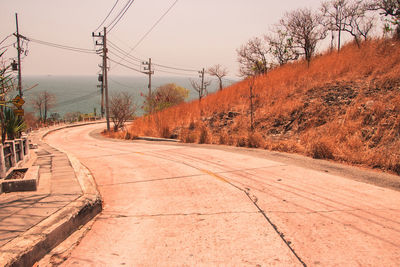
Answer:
[{"xmin": 1, "ymin": 0, "xmax": 325, "ymax": 77}]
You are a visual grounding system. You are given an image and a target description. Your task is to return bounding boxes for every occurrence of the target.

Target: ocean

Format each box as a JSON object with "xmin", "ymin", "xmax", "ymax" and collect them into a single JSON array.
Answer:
[{"xmin": 21, "ymin": 75, "xmax": 238, "ymax": 117}]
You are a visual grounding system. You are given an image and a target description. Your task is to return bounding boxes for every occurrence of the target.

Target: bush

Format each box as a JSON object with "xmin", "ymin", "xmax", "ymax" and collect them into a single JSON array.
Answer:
[
  {"xmin": 247, "ymin": 132, "xmax": 265, "ymax": 148},
  {"xmin": 308, "ymin": 139, "xmax": 334, "ymax": 159},
  {"xmin": 199, "ymin": 127, "xmax": 209, "ymax": 144}
]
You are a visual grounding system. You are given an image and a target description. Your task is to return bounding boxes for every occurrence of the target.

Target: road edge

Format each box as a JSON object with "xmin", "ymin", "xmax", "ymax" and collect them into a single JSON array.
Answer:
[{"xmin": 0, "ymin": 122, "xmax": 104, "ymax": 267}]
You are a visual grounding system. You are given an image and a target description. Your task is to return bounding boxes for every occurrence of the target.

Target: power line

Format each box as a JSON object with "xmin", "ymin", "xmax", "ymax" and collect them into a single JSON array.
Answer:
[
  {"xmin": 108, "ymin": 40, "xmax": 143, "ymax": 63},
  {"xmin": 112, "ymin": 0, "xmax": 179, "ymax": 70},
  {"xmin": 108, "ymin": 57, "xmax": 144, "ymax": 74},
  {"xmin": 152, "ymin": 62, "xmax": 198, "ymax": 72},
  {"xmin": 154, "ymin": 68, "xmax": 198, "ymax": 77},
  {"xmin": 107, "ymin": 0, "xmax": 135, "ymax": 33},
  {"xmin": 28, "ymin": 37, "xmax": 96, "ymax": 54},
  {"xmin": 93, "ymin": 0, "xmax": 120, "ymax": 33},
  {"xmin": 108, "ymin": 50, "xmax": 142, "ymax": 68},
  {"xmin": 0, "ymin": 34, "xmax": 14, "ymax": 46},
  {"xmin": 56, "ymin": 90, "xmax": 101, "ymax": 107}
]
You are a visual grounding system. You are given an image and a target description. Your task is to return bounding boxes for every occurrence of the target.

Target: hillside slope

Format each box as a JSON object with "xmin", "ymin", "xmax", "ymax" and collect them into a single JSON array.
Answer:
[{"xmin": 119, "ymin": 39, "xmax": 400, "ymax": 175}]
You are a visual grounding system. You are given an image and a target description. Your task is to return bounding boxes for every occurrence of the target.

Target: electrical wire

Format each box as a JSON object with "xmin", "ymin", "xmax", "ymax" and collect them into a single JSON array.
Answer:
[
  {"xmin": 93, "ymin": 0, "xmax": 120, "ymax": 33},
  {"xmin": 108, "ymin": 57, "xmax": 144, "ymax": 74},
  {"xmin": 154, "ymin": 68, "xmax": 198, "ymax": 77},
  {"xmin": 109, "ymin": 37, "xmax": 200, "ymax": 74},
  {"xmin": 112, "ymin": 0, "xmax": 179, "ymax": 70},
  {"xmin": 109, "ymin": 77, "xmax": 135, "ymax": 89},
  {"xmin": 107, "ymin": 0, "xmax": 135, "ymax": 33},
  {"xmin": 152, "ymin": 62, "xmax": 198, "ymax": 73},
  {"xmin": 28, "ymin": 37, "xmax": 96, "ymax": 54},
  {"xmin": 0, "ymin": 34, "xmax": 13, "ymax": 46},
  {"xmin": 108, "ymin": 50, "xmax": 142, "ymax": 68},
  {"xmin": 108, "ymin": 40, "xmax": 143, "ymax": 63},
  {"xmin": 56, "ymin": 90, "xmax": 101, "ymax": 107}
]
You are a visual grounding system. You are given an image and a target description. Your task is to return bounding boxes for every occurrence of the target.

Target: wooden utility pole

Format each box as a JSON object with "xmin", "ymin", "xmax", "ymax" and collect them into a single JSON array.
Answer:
[
  {"xmin": 93, "ymin": 28, "xmax": 110, "ymax": 131},
  {"xmin": 199, "ymin": 68, "xmax": 205, "ymax": 97},
  {"xmin": 15, "ymin": 13, "xmax": 22, "ymax": 97},
  {"xmin": 103, "ymin": 27, "xmax": 110, "ymax": 131},
  {"xmin": 142, "ymin": 58, "xmax": 154, "ymax": 112}
]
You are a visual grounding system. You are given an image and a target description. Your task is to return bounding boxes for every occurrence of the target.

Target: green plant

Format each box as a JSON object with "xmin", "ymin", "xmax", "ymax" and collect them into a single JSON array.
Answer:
[{"xmin": 4, "ymin": 108, "xmax": 26, "ymax": 140}]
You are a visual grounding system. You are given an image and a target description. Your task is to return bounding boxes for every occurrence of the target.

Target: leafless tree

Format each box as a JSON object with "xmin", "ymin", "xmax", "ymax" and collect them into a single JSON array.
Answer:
[
  {"xmin": 280, "ymin": 8, "xmax": 327, "ymax": 66},
  {"xmin": 190, "ymin": 79, "xmax": 211, "ymax": 102},
  {"xmin": 207, "ymin": 64, "xmax": 228, "ymax": 91},
  {"xmin": 30, "ymin": 91, "xmax": 56, "ymax": 123},
  {"xmin": 370, "ymin": 0, "xmax": 400, "ymax": 38},
  {"xmin": 321, "ymin": 0, "xmax": 349, "ymax": 51},
  {"xmin": 109, "ymin": 92, "xmax": 136, "ymax": 132},
  {"xmin": 322, "ymin": 0, "xmax": 376, "ymax": 49},
  {"xmin": 265, "ymin": 26, "xmax": 299, "ymax": 65},
  {"xmin": 236, "ymin": 37, "xmax": 272, "ymax": 77}
]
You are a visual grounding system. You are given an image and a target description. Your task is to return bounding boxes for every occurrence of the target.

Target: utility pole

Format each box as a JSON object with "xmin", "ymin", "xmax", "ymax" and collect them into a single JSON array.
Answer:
[
  {"xmin": 199, "ymin": 68, "xmax": 205, "ymax": 98},
  {"xmin": 142, "ymin": 58, "xmax": 154, "ymax": 112},
  {"xmin": 93, "ymin": 27, "xmax": 110, "ymax": 131},
  {"xmin": 15, "ymin": 13, "xmax": 22, "ymax": 97},
  {"xmin": 97, "ymin": 73, "xmax": 104, "ymax": 118}
]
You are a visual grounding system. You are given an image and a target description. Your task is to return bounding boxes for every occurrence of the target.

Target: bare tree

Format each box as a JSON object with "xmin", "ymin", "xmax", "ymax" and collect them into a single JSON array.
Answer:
[
  {"xmin": 322, "ymin": 0, "xmax": 376, "ymax": 49},
  {"xmin": 190, "ymin": 79, "xmax": 211, "ymax": 102},
  {"xmin": 207, "ymin": 64, "xmax": 228, "ymax": 91},
  {"xmin": 265, "ymin": 27, "xmax": 299, "ymax": 65},
  {"xmin": 30, "ymin": 91, "xmax": 56, "ymax": 123},
  {"xmin": 321, "ymin": 0, "xmax": 349, "ymax": 51},
  {"xmin": 110, "ymin": 92, "xmax": 136, "ymax": 132},
  {"xmin": 30, "ymin": 95, "xmax": 44, "ymax": 121},
  {"xmin": 280, "ymin": 8, "xmax": 327, "ymax": 66},
  {"xmin": 371, "ymin": 0, "xmax": 400, "ymax": 38},
  {"xmin": 236, "ymin": 37, "xmax": 272, "ymax": 77}
]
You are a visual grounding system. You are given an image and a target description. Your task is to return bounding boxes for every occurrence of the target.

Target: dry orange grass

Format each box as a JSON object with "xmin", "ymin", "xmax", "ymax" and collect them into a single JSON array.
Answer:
[{"xmin": 112, "ymin": 39, "xmax": 400, "ymax": 174}]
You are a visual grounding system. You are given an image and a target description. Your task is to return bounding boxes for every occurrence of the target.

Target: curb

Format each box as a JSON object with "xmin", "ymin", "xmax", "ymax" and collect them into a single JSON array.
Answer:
[
  {"xmin": 136, "ymin": 136, "xmax": 180, "ymax": 143},
  {"xmin": 0, "ymin": 122, "xmax": 104, "ymax": 267}
]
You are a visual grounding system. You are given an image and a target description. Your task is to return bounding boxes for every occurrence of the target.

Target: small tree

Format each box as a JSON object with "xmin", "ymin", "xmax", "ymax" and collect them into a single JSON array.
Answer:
[
  {"xmin": 190, "ymin": 78, "xmax": 211, "ymax": 102},
  {"xmin": 280, "ymin": 8, "xmax": 327, "ymax": 65},
  {"xmin": 265, "ymin": 27, "xmax": 299, "ymax": 65},
  {"xmin": 30, "ymin": 91, "xmax": 56, "ymax": 123},
  {"xmin": 207, "ymin": 64, "xmax": 228, "ymax": 91},
  {"xmin": 109, "ymin": 92, "xmax": 136, "ymax": 132},
  {"xmin": 143, "ymin": 83, "xmax": 189, "ymax": 113},
  {"xmin": 237, "ymin": 37, "xmax": 272, "ymax": 77}
]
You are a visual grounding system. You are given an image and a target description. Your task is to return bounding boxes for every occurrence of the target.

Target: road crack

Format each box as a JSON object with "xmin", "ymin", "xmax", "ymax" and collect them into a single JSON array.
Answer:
[{"xmin": 201, "ymin": 169, "xmax": 307, "ymax": 267}]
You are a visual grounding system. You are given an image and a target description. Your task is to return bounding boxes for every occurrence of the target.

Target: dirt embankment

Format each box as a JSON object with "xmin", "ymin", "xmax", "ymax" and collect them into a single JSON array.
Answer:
[{"xmin": 116, "ymin": 39, "xmax": 400, "ymax": 175}]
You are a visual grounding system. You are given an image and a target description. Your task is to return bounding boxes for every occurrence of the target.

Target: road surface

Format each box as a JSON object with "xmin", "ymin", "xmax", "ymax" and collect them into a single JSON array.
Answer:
[{"xmin": 44, "ymin": 124, "xmax": 400, "ymax": 266}]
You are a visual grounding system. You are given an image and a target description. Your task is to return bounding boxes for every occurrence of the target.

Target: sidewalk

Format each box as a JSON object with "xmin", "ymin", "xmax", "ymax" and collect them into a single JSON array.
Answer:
[{"xmin": 0, "ymin": 124, "xmax": 102, "ymax": 267}]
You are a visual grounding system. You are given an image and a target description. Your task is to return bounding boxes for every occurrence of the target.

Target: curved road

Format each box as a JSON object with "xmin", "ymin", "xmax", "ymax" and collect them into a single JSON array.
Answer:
[{"xmin": 44, "ymin": 123, "xmax": 400, "ymax": 266}]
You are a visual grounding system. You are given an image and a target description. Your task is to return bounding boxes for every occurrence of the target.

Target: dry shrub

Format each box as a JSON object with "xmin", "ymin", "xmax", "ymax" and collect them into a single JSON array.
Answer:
[
  {"xmin": 265, "ymin": 139, "xmax": 304, "ymax": 153},
  {"xmin": 236, "ymin": 136, "xmax": 247, "ymax": 147},
  {"xmin": 307, "ymin": 138, "xmax": 335, "ymax": 160},
  {"xmin": 247, "ymin": 132, "xmax": 265, "ymax": 148},
  {"xmin": 180, "ymin": 129, "xmax": 196, "ymax": 143},
  {"xmin": 160, "ymin": 126, "xmax": 170, "ymax": 138},
  {"xmin": 219, "ymin": 130, "xmax": 229, "ymax": 145},
  {"xmin": 198, "ymin": 126, "xmax": 210, "ymax": 144}
]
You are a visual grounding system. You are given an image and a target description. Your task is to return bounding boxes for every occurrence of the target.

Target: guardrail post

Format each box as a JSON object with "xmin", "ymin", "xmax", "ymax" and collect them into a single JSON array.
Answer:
[
  {"xmin": 0, "ymin": 144, "xmax": 6, "ymax": 179},
  {"xmin": 22, "ymin": 136, "xmax": 30, "ymax": 162},
  {"xmin": 15, "ymin": 139, "xmax": 24, "ymax": 165},
  {"xmin": 5, "ymin": 141, "xmax": 16, "ymax": 168}
]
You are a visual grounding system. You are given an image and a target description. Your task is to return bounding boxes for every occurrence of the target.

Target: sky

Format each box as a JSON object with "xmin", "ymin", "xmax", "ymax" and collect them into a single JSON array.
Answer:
[{"xmin": 1, "ymin": 0, "xmax": 327, "ymax": 78}]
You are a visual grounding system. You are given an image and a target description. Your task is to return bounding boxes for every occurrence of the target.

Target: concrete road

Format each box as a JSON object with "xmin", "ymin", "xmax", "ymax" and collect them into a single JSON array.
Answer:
[{"xmin": 44, "ymin": 124, "xmax": 400, "ymax": 266}]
